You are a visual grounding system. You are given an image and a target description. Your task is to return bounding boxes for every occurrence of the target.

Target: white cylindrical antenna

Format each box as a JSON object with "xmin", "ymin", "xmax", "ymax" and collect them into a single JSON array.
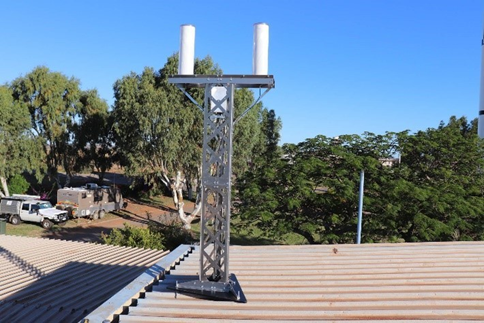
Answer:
[
  {"xmin": 179, "ymin": 24, "xmax": 195, "ymax": 75},
  {"xmin": 253, "ymin": 23, "xmax": 269, "ymax": 75},
  {"xmin": 479, "ymin": 29, "xmax": 484, "ymax": 138}
]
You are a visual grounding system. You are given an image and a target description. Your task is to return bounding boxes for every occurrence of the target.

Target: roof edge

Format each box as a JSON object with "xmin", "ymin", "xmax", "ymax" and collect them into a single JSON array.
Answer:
[{"xmin": 82, "ymin": 244, "xmax": 194, "ymax": 323}]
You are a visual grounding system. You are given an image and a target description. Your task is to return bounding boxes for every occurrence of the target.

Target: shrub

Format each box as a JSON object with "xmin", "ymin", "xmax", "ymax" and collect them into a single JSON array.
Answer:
[
  {"xmin": 8, "ymin": 174, "xmax": 30, "ymax": 195},
  {"xmin": 101, "ymin": 213, "xmax": 194, "ymax": 251},
  {"xmin": 101, "ymin": 224, "xmax": 165, "ymax": 250},
  {"xmin": 149, "ymin": 222, "xmax": 193, "ymax": 251},
  {"xmin": 147, "ymin": 212, "xmax": 194, "ymax": 250}
]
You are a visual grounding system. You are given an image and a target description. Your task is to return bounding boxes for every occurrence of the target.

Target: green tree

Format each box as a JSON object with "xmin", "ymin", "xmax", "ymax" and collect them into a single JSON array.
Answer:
[
  {"xmin": 0, "ymin": 85, "xmax": 44, "ymax": 196},
  {"xmin": 74, "ymin": 89, "xmax": 115, "ymax": 183},
  {"xmin": 386, "ymin": 117, "xmax": 484, "ymax": 241},
  {"xmin": 231, "ymin": 88, "xmax": 265, "ymax": 176},
  {"xmin": 237, "ymin": 132, "xmax": 400, "ymax": 244},
  {"xmin": 7, "ymin": 174, "xmax": 30, "ymax": 195},
  {"xmin": 11, "ymin": 67, "xmax": 81, "ymax": 187},
  {"xmin": 113, "ymin": 54, "xmax": 266, "ymax": 229},
  {"xmin": 237, "ymin": 117, "xmax": 484, "ymax": 244},
  {"xmin": 10, "ymin": 67, "xmax": 109, "ymax": 187},
  {"xmin": 253, "ymin": 108, "xmax": 282, "ymax": 163}
]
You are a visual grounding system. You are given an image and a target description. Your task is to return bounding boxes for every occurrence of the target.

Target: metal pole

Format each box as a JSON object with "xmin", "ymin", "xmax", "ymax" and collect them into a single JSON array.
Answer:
[
  {"xmin": 356, "ymin": 170, "xmax": 364, "ymax": 244},
  {"xmin": 478, "ymin": 28, "xmax": 484, "ymax": 139}
]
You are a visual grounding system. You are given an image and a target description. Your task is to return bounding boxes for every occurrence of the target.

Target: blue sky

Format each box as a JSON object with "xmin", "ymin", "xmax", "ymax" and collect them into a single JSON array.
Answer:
[{"xmin": 1, "ymin": 1, "xmax": 482, "ymax": 144}]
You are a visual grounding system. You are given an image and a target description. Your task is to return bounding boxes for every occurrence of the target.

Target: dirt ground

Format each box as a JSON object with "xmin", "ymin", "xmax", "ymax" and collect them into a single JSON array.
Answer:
[
  {"xmin": 42, "ymin": 197, "xmax": 191, "ymax": 243},
  {"xmin": 11, "ymin": 171, "xmax": 198, "ymax": 244}
]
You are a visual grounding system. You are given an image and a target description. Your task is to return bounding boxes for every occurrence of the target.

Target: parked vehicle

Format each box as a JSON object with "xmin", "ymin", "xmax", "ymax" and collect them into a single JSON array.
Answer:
[
  {"xmin": 0, "ymin": 195, "xmax": 68, "ymax": 229},
  {"xmin": 56, "ymin": 184, "xmax": 124, "ymax": 220}
]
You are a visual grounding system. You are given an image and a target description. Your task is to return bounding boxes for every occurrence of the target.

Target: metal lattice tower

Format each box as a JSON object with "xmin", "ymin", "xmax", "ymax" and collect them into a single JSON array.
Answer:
[
  {"xmin": 199, "ymin": 83, "xmax": 234, "ymax": 283},
  {"xmin": 168, "ymin": 75, "xmax": 274, "ymax": 302}
]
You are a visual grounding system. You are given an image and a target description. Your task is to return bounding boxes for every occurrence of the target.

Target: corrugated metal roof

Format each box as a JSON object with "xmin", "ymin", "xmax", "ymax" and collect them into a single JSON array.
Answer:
[
  {"xmin": 85, "ymin": 244, "xmax": 193, "ymax": 323},
  {"xmin": 0, "ymin": 235, "xmax": 170, "ymax": 323},
  {"xmin": 113, "ymin": 242, "xmax": 484, "ymax": 322}
]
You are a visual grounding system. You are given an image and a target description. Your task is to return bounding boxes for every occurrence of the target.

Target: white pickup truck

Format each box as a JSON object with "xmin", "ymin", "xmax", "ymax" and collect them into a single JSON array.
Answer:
[{"xmin": 0, "ymin": 196, "xmax": 68, "ymax": 229}]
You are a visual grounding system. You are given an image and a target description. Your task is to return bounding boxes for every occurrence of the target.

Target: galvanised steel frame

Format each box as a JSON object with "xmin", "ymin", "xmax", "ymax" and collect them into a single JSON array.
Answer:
[{"xmin": 168, "ymin": 75, "xmax": 274, "ymax": 302}]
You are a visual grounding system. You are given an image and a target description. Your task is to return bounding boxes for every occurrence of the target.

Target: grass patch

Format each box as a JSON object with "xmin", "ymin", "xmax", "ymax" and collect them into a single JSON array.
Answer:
[
  {"xmin": 4, "ymin": 221, "xmax": 79, "ymax": 238},
  {"xmin": 5, "ymin": 222, "xmax": 46, "ymax": 238},
  {"xmin": 3, "ymin": 212, "xmax": 119, "ymax": 238},
  {"xmin": 148, "ymin": 195, "xmax": 175, "ymax": 207}
]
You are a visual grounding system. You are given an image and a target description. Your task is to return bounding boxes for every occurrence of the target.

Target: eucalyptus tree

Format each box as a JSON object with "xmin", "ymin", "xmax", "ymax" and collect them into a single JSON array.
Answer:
[
  {"xmin": 0, "ymin": 86, "xmax": 44, "ymax": 196},
  {"xmin": 11, "ymin": 67, "xmax": 111, "ymax": 187},
  {"xmin": 112, "ymin": 57, "xmax": 204, "ymax": 228},
  {"xmin": 113, "ymin": 54, "xmax": 265, "ymax": 229},
  {"xmin": 10, "ymin": 67, "xmax": 81, "ymax": 187},
  {"xmin": 74, "ymin": 89, "xmax": 114, "ymax": 182},
  {"xmin": 262, "ymin": 109, "xmax": 282, "ymax": 160},
  {"xmin": 251, "ymin": 108, "xmax": 282, "ymax": 164}
]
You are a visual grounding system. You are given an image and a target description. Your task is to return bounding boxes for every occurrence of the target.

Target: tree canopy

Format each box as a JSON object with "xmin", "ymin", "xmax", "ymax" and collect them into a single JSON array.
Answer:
[
  {"xmin": 0, "ymin": 85, "xmax": 44, "ymax": 196},
  {"xmin": 75, "ymin": 89, "xmax": 113, "ymax": 182},
  {"xmin": 2, "ymin": 63, "xmax": 483, "ymax": 246},
  {"xmin": 10, "ymin": 66, "xmax": 110, "ymax": 187},
  {"xmin": 112, "ymin": 54, "xmax": 270, "ymax": 227},
  {"xmin": 113, "ymin": 54, "xmax": 266, "ymax": 187},
  {"xmin": 236, "ymin": 117, "xmax": 484, "ymax": 244}
]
